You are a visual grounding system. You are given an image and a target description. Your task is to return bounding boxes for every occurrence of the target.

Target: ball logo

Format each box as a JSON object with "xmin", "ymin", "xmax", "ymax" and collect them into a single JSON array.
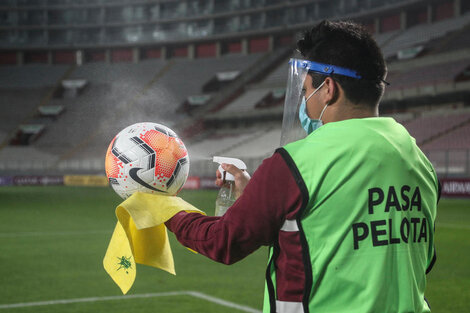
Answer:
[{"xmin": 128, "ymin": 167, "xmax": 165, "ymax": 193}]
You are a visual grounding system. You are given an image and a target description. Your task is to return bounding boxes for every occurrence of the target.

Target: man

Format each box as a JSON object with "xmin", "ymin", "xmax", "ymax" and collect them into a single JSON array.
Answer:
[{"xmin": 166, "ymin": 20, "xmax": 440, "ymax": 313}]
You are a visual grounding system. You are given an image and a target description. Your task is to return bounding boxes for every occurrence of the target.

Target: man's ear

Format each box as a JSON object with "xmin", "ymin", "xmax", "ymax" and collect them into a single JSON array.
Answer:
[{"xmin": 324, "ymin": 77, "xmax": 339, "ymax": 105}]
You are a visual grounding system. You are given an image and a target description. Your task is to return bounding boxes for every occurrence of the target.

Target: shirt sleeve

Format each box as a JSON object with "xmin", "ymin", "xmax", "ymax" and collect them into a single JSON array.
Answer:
[{"xmin": 165, "ymin": 151, "xmax": 303, "ymax": 265}]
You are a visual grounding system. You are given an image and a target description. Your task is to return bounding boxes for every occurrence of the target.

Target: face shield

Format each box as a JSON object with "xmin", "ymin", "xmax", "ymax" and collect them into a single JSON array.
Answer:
[{"xmin": 280, "ymin": 58, "xmax": 362, "ymax": 146}]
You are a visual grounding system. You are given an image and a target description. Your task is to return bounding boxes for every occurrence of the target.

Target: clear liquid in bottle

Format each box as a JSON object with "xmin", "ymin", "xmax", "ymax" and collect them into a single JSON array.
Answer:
[{"xmin": 215, "ymin": 181, "xmax": 235, "ymax": 216}]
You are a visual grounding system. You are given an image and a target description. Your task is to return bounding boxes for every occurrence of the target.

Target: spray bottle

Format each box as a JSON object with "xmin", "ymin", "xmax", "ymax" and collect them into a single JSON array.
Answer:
[{"xmin": 213, "ymin": 156, "xmax": 247, "ymax": 216}]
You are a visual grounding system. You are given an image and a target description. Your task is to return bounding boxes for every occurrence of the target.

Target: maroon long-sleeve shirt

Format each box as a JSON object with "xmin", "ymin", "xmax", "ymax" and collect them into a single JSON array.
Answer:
[{"xmin": 166, "ymin": 151, "xmax": 306, "ymax": 301}]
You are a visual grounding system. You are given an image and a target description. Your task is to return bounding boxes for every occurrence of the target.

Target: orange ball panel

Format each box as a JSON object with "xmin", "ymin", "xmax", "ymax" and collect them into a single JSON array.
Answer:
[
  {"xmin": 105, "ymin": 137, "xmax": 120, "ymax": 178},
  {"xmin": 140, "ymin": 130, "xmax": 168, "ymax": 151},
  {"xmin": 140, "ymin": 129, "xmax": 188, "ymax": 179}
]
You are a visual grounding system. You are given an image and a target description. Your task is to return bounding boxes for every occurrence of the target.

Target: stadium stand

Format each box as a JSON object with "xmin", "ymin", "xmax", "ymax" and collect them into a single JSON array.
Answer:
[
  {"xmin": 0, "ymin": 146, "xmax": 58, "ymax": 171},
  {"xmin": 388, "ymin": 58, "xmax": 470, "ymax": 89},
  {"xmin": 158, "ymin": 53, "xmax": 262, "ymax": 106},
  {"xmin": 187, "ymin": 130, "xmax": 261, "ymax": 159},
  {"xmin": 0, "ymin": 64, "xmax": 70, "ymax": 88},
  {"xmin": 383, "ymin": 112, "xmax": 416, "ymax": 125},
  {"xmin": 255, "ymin": 61, "xmax": 289, "ymax": 88},
  {"xmin": 217, "ymin": 87, "xmax": 273, "ymax": 114},
  {"xmin": 381, "ymin": 11, "xmax": 470, "ymax": 58},
  {"xmin": 0, "ymin": 89, "xmax": 48, "ymax": 136},
  {"xmin": 374, "ymin": 30, "xmax": 402, "ymax": 47},
  {"xmin": 423, "ymin": 147, "xmax": 470, "ymax": 176},
  {"xmin": 206, "ymin": 55, "xmax": 289, "ymax": 119},
  {"xmin": 222, "ymin": 126, "xmax": 282, "ymax": 158},
  {"xmin": 401, "ymin": 109, "xmax": 470, "ymax": 145},
  {"xmin": 26, "ymin": 53, "xmax": 265, "ymax": 173},
  {"xmin": 425, "ymin": 23, "xmax": 470, "ymax": 54},
  {"xmin": 0, "ymin": 0, "xmax": 469, "ymax": 178},
  {"xmin": 180, "ymin": 14, "xmax": 470, "ymax": 176},
  {"xmin": 422, "ymin": 122, "xmax": 470, "ymax": 150},
  {"xmin": 35, "ymin": 59, "xmax": 168, "ymax": 148}
]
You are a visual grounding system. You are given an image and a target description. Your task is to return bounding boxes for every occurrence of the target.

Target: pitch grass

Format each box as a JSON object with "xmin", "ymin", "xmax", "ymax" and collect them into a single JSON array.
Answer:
[
  {"xmin": 0, "ymin": 186, "xmax": 469, "ymax": 312},
  {"xmin": 0, "ymin": 186, "xmax": 266, "ymax": 313}
]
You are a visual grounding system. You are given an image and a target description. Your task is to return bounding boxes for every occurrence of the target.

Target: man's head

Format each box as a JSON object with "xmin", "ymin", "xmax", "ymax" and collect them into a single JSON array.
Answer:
[{"xmin": 297, "ymin": 20, "xmax": 387, "ymax": 120}]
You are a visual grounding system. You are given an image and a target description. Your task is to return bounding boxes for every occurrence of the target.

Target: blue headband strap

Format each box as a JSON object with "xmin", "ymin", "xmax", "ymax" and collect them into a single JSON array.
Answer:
[{"xmin": 290, "ymin": 59, "xmax": 362, "ymax": 79}]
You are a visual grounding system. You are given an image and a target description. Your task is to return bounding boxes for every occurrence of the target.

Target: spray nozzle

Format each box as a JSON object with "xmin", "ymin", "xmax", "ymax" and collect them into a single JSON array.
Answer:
[{"xmin": 213, "ymin": 156, "xmax": 247, "ymax": 182}]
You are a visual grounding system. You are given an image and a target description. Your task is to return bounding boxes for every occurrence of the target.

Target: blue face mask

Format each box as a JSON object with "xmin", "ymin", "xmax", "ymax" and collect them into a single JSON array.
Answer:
[{"xmin": 298, "ymin": 80, "xmax": 328, "ymax": 135}]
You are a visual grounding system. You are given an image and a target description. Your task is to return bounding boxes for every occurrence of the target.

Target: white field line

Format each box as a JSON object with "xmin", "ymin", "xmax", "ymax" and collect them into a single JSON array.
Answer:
[
  {"xmin": 0, "ymin": 292, "xmax": 184, "ymax": 309},
  {"xmin": 187, "ymin": 291, "xmax": 262, "ymax": 313},
  {"xmin": 0, "ymin": 230, "xmax": 110, "ymax": 238},
  {"xmin": 0, "ymin": 291, "xmax": 262, "ymax": 313}
]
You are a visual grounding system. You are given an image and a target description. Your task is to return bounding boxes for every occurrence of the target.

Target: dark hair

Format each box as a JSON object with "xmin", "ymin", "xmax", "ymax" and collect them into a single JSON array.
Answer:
[{"xmin": 297, "ymin": 20, "xmax": 387, "ymax": 107}]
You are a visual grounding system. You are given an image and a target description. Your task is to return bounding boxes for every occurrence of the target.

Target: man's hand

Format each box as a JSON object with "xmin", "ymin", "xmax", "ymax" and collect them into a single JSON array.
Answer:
[{"xmin": 215, "ymin": 163, "xmax": 251, "ymax": 199}]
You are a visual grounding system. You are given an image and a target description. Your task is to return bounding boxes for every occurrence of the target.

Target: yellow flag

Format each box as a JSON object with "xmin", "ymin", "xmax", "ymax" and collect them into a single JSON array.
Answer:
[{"xmin": 103, "ymin": 192, "xmax": 204, "ymax": 294}]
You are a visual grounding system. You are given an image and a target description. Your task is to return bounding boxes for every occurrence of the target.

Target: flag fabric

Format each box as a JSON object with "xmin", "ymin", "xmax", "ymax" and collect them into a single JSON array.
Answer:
[{"xmin": 103, "ymin": 192, "xmax": 205, "ymax": 294}]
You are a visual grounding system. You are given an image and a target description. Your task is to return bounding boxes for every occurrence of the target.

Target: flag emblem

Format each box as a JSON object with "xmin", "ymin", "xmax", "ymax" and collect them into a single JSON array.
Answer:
[{"xmin": 117, "ymin": 256, "xmax": 132, "ymax": 274}]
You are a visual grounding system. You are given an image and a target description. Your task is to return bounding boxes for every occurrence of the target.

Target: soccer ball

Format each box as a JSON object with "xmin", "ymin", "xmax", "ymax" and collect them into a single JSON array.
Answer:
[{"xmin": 105, "ymin": 122, "xmax": 189, "ymax": 199}]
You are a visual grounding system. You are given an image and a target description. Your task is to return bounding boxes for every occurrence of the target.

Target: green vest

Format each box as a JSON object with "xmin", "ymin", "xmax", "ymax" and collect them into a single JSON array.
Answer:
[{"xmin": 264, "ymin": 117, "xmax": 439, "ymax": 313}]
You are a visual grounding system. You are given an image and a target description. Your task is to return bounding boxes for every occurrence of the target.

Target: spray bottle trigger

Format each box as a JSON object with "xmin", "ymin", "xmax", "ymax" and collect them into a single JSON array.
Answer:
[
  {"xmin": 218, "ymin": 164, "xmax": 233, "ymax": 182},
  {"xmin": 213, "ymin": 156, "xmax": 246, "ymax": 182}
]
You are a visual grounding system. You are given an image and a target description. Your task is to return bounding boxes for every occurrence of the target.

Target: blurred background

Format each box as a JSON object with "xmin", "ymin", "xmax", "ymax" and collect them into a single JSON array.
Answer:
[
  {"xmin": 0, "ymin": 0, "xmax": 469, "ymax": 312},
  {"xmin": 0, "ymin": 0, "xmax": 469, "ymax": 182}
]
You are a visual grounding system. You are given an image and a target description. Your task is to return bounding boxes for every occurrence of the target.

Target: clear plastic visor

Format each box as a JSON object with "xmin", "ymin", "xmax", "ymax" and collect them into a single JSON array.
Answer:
[
  {"xmin": 279, "ymin": 58, "xmax": 362, "ymax": 145},
  {"xmin": 280, "ymin": 58, "xmax": 310, "ymax": 146}
]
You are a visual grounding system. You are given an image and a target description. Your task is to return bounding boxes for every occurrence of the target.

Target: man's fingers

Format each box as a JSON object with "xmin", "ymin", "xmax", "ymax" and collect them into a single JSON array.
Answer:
[
  {"xmin": 215, "ymin": 169, "xmax": 223, "ymax": 187},
  {"xmin": 215, "ymin": 163, "xmax": 251, "ymax": 199},
  {"xmin": 221, "ymin": 163, "xmax": 244, "ymax": 178}
]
